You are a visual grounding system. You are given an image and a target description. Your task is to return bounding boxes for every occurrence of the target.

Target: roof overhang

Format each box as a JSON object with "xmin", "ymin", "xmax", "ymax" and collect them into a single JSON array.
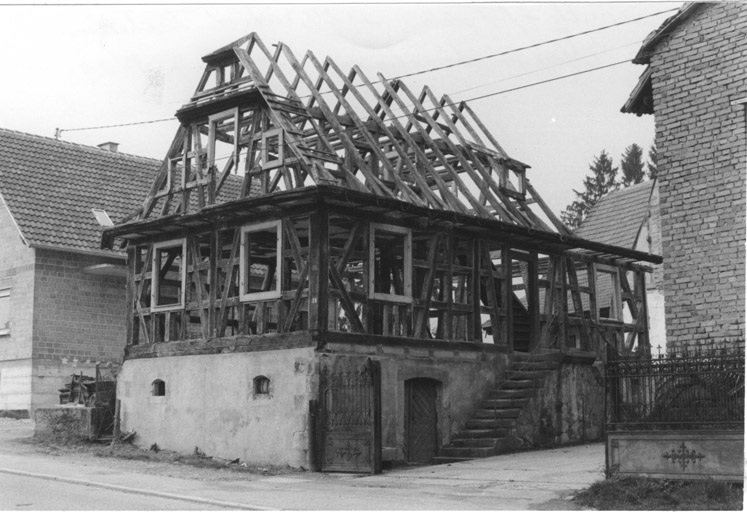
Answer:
[
  {"xmin": 621, "ymin": 66, "xmax": 654, "ymax": 116},
  {"xmin": 103, "ymin": 186, "xmax": 662, "ymax": 270}
]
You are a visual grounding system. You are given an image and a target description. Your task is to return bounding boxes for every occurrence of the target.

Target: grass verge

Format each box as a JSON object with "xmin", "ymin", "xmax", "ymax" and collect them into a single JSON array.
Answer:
[{"xmin": 573, "ymin": 476, "xmax": 743, "ymax": 510}]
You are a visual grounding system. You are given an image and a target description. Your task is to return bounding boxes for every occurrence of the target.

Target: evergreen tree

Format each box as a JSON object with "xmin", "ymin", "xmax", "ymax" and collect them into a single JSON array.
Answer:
[
  {"xmin": 647, "ymin": 144, "xmax": 658, "ymax": 180},
  {"xmin": 620, "ymin": 143, "xmax": 645, "ymax": 186},
  {"xmin": 561, "ymin": 150, "xmax": 618, "ymax": 231}
]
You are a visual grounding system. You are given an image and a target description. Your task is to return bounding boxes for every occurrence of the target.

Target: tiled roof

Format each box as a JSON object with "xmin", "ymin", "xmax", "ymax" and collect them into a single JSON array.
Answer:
[
  {"xmin": 575, "ymin": 181, "xmax": 654, "ymax": 249},
  {"xmin": 0, "ymin": 128, "xmax": 160, "ymax": 254}
]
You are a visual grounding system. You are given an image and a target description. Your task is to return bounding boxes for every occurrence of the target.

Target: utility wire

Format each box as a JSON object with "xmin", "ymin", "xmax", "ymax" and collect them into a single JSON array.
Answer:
[
  {"xmin": 392, "ymin": 7, "xmax": 676, "ymax": 80},
  {"xmin": 56, "ymin": 9, "xmax": 673, "ymax": 136}
]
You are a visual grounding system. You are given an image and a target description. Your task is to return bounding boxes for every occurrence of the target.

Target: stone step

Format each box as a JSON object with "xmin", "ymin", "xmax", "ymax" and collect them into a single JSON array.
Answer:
[
  {"xmin": 451, "ymin": 428, "xmax": 509, "ymax": 439},
  {"xmin": 506, "ymin": 370, "xmax": 550, "ymax": 381},
  {"xmin": 501, "ymin": 379, "xmax": 541, "ymax": 389},
  {"xmin": 439, "ymin": 446, "xmax": 496, "ymax": 458},
  {"xmin": 474, "ymin": 408, "xmax": 522, "ymax": 419},
  {"xmin": 465, "ymin": 418, "xmax": 514, "ymax": 429},
  {"xmin": 490, "ymin": 388, "xmax": 535, "ymax": 399},
  {"xmin": 449, "ymin": 437, "xmax": 502, "ymax": 448},
  {"xmin": 481, "ymin": 397, "xmax": 530, "ymax": 409}
]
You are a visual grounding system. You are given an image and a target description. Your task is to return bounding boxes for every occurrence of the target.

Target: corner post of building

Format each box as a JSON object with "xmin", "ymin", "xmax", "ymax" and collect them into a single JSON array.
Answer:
[
  {"xmin": 502, "ymin": 244, "xmax": 513, "ymax": 352},
  {"xmin": 471, "ymin": 239, "xmax": 482, "ymax": 342},
  {"xmin": 308, "ymin": 204, "xmax": 329, "ymax": 333},
  {"xmin": 125, "ymin": 245, "xmax": 136, "ymax": 346},
  {"xmin": 207, "ymin": 229, "xmax": 219, "ymax": 337},
  {"xmin": 527, "ymin": 251, "xmax": 540, "ymax": 351}
]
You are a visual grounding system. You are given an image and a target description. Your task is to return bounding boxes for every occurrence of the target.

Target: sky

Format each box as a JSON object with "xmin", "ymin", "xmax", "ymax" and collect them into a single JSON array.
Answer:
[{"xmin": 0, "ymin": 1, "xmax": 678, "ymax": 215}]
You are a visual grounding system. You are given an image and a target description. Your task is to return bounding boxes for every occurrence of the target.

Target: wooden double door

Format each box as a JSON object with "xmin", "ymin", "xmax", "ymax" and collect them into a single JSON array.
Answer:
[{"xmin": 405, "ymin": 378, "xmax": 440, "ymax": 464}]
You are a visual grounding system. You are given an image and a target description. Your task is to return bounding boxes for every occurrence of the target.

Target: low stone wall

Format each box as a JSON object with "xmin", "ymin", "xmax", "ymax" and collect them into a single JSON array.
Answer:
[
  {"xmin": 35, "ymin": 406, "xmax": 96, "ymax": 441},
  {"xmin": 607, "ymin": 431, "xmax": 744, "ymax": 482},
  {"xmin": 513, "ymin": 354, "xmax": 605, "ymax": 447}
]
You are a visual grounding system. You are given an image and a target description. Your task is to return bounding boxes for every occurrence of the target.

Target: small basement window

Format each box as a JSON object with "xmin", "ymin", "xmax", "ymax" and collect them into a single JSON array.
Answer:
[
  {"xmin": 151, "ymin": 240, "xmax": 186, "ymax": 311},
  {"xmin": 369, "ymin": 223, "xmax": 412, "ymax": 303},
  {"xmin": 240, "ymin": 221, "xmax": 282, "ymax": 302},
  {"xmin": 253, "ymin": 376, "xmax": 271, "ymax": 396},
  {"xmin": 151, "ymin": 379, "xmax": 166, "ymax": 396}
]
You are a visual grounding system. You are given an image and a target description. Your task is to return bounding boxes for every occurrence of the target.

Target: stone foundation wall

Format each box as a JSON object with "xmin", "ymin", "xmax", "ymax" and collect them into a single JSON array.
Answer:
[{"xmin": 513, "ymin": 357, "xmax": 605, "ymax": 447}]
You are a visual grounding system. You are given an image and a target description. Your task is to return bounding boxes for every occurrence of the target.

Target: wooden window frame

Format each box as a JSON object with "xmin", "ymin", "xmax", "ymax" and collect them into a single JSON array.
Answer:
[
  {"xmin": 150, "ymin": 239, "xmax": 187, "ymax": 312},
  {"xmin": 594, "ymin": 263, "xmax": 622, "ymax": 321},
  {"xmin": 261, "ymin": 128, "xmax": 284, "ymax": 170},
  {"xmin": 368, "ymin": 223, "xmax": 412, "ymax": 304},
  {"xmin": 208, "ymin": 108, "xmax": 239, "ymax": 173},
  {"xmin": 239, "ymin": 220, "xmax": 283, "ymax": 302}
]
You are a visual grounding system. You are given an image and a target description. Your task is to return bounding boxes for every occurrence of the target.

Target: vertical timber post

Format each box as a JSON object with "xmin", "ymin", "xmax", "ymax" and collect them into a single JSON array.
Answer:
[
  {"xmin": 125, "ymin": 246, "xmax": 135, "ymax": 346},
  {"xmin": 308, "ymin": 205, "xmax": 329, "ymax": 333}
]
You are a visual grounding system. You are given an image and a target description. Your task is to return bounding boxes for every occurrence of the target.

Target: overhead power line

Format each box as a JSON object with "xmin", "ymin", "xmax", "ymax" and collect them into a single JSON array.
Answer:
[
  {"xmin": 463, "ymin": 59, "xmax": 630, "ymax": 103},
  {"xmin": 57, "ymin": 8, "xmax": 673, "ymax": 136},
  {"xmin": 393, "ymin": 7, "xmax": 677, "ymax": 80}
]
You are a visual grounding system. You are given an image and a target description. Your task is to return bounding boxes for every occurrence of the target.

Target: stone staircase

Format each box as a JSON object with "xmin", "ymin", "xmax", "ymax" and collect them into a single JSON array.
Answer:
[{"xmin": 434, "ymin": 351, "xmax": 560, "ymax": 463}]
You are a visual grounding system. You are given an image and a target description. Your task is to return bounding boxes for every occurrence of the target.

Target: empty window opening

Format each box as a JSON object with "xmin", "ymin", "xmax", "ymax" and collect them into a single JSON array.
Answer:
[
  {"xmin": 253, "ymin": 376, "xmax": 271, "ymax": 396},
  {"xmin": 152, "ymin": 240, "xmax": 186, "ymax": 310},
  {"xmin": 240, "ymin": 221, "xmax": 282, "ymax": 302},
  {"xmin": 151, "ymin": 379, "xmax": 166, "ymax": 397},
  {"xmin": 595, "ymin": 266, "xmax": 622, "ymax": 320},
  {"xmin": 261, "ymin": 129, "xmax": 284, "ymax": 170},
  {"xmin": 369, "ymin": 224, "xmax": 412, "ymax": 303}
]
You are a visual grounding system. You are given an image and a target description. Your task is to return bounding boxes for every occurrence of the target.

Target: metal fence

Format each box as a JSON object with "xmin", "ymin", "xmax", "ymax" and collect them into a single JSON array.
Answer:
[{"xmin": 606, "ymin": 342, "xmax": 744, "ymax": 431}]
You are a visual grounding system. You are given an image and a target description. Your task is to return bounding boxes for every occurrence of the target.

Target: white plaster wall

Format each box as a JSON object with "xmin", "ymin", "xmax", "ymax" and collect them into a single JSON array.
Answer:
[
  {"xmin": 647, "ymin": 290, "xmax": 666, "ymax": 352},
  {"xmin": 0, "ymin": 359, "xmax": 32, "ymax": 410},
  {"xmin": 117, "ymin": 348, "xmax": 316, "ymax": 468}
]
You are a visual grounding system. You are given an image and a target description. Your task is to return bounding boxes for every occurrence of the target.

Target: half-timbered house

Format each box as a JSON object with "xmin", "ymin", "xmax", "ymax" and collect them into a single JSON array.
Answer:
[{"xmin": 103, "ymin": 34, "xmax": 661, "ymax": 471}]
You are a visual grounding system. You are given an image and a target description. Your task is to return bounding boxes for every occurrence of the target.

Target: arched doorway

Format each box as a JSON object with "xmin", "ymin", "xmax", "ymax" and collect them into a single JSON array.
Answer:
[{"xmin": 404, "ymin": 378, "xmax": 440, "ymax": 464}]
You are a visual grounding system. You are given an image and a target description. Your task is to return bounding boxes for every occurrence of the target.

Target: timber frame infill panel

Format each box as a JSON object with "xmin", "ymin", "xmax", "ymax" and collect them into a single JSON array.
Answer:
[{"xmin": 123, "ymin": 204, "xmax": 654, "ymax": 359}]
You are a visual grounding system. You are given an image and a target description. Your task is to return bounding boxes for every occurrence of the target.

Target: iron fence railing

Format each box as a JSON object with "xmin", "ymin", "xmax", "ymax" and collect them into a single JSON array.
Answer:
[{"xmin": 606, "ymin": 342, "xmax": 744, "ymax": 431}]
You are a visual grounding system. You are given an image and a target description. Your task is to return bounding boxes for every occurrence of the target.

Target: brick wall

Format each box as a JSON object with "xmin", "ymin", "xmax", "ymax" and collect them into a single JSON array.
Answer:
[
  {"xmin": 651, "ymin": 3, "xmax": 746, "ymax": 349},
  {"xmin": 0, "ymin": 198, "xmax": 35, "ymax": 410},
  {"xmin": 32, "ymin": 248, "xmax": 127, "ymax": 363}
]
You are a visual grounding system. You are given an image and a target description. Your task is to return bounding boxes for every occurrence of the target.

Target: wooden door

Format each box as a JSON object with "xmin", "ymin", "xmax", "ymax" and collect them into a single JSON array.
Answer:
[
  {"xmin": 317, "ymin": 357, "xmax": 381, "ymax": 473},
  {"xmin": 405, "ymin": 378, "xmax": 439, "ymax": 464}
]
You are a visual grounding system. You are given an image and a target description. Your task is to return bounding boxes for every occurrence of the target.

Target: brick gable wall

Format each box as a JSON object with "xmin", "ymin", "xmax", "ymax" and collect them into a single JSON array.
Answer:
[
  {"xmin": 0, "ymin": 198, "xmax": 35, "ymax": 410},
  {"xmin": 651, "ymin": 3, "xmax": 746, "ymax": 349},
  {"xmin": 32, "ymin": 248, "xmax": 127, "ymax": 363}
]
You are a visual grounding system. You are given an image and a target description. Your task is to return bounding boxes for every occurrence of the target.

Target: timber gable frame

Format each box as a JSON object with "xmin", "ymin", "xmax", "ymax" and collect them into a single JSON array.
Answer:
[{"xmin": 103, "ymin": 33, "xmax": 661, "ymax": 360}]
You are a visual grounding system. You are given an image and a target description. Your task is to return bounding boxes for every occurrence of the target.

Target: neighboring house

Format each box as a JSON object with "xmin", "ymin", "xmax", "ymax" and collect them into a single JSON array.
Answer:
[
  {"xmin": 622, "ymin": 2, "xmax": 746, "ymax": 350},
  {"xmin": 0, "ymin": 129, "xmax": 159, "ymax": 415},
  {"xmin": 102, "ymin": 33, "xmax": 660, "ymax": 470},
  {"xmin": 575, "ymin": 180, "xmax": 665, "ymax": 350}
]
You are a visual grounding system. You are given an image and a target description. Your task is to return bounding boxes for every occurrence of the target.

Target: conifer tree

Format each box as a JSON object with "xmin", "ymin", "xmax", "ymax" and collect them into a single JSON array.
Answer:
[
  {"xmin": 620, "ymin": 143, "xmax": 645, "ymax": 186},
  {"xmin": 561, "ymin": 150, "xmax": 618, "ymax": 231},
  {"xmin": 647, "ymin": 145, "xmax": 658, "ymax": 180}
]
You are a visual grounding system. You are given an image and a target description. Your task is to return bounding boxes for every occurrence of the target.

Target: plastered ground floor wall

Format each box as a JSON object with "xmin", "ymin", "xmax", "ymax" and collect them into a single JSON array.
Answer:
[
  {"xmin": 117, "ymin": 341, "xmax": 508, "ymax": 468},
  {"xmin": 118, "ymin": 348, "xmax": 318, "ymax": 468}
]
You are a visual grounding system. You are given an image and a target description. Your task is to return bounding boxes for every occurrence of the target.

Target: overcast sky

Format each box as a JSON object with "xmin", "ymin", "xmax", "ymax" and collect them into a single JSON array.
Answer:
[{"xmin": 0, "ymin": 1, "xmax": 677, "ymax": 215}]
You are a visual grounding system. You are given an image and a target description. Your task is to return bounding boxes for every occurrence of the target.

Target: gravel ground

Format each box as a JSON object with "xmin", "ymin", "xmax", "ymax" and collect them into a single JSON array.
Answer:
[{"xmin": 0, "ymin": 417, "xmax": 303, "ymax": 482}]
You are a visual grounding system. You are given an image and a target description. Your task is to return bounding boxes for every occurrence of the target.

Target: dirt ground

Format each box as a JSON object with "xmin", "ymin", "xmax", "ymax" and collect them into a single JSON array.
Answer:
[{"xmin": 0, "ymin": 417, "xmax": 303, "ymax": 482}]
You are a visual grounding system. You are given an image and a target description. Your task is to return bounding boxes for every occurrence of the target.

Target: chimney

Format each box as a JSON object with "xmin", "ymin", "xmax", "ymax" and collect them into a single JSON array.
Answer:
[{"xmin": 97, "ymin": 141, "xmax": 119, "ymax": 153}]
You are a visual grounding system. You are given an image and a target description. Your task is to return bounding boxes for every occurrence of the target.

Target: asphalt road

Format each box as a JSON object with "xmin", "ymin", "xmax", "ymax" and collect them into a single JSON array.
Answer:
[
  {"xmin": 0, "ymin": 471, "xmax": 223, "ymax": 510},
  {"xmin": 0, "ymin": 418, "xmax": 604, "ymax": 510}
]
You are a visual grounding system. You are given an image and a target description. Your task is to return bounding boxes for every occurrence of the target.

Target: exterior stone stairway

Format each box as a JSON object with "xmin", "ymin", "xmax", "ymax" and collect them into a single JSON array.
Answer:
[{"xmin": 434, "ymin": 351, "xmax": 560, "ymax": 463}]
